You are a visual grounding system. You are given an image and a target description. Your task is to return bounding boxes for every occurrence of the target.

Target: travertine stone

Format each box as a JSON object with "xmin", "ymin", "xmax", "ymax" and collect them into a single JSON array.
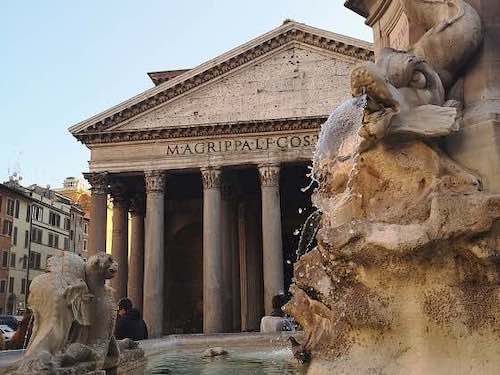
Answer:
[
  {"xmin": 18, "ymin": 253, "xmax": 120, "ymax": 373},
  {"xmin": 201, "ymin": 167, "xmax": 224, "ymax": 333},
  {"xmin": 258, "ymin": 164, "xmax": 284, "ymax": 315},
  {"xmin": 112, "ymin": 46, "xmax": 357, "ymax": 131},
  {"xmin": 144, "ymin": 171, "xmax": 166, "ymax": 338},
  {"xmin": 110, "ymin": 182, "xmax": 129, "ymax": 300},
  {"xmin": 128, "ymin": 195, "xmax": 145, "ymax": 312},
  {"xmin": 286, "ymin": 3, "xmax": 500, "ymax": 372},
  {"xmin": 84, "ymin": 172, "xmax": 109, "ymax": 255}
]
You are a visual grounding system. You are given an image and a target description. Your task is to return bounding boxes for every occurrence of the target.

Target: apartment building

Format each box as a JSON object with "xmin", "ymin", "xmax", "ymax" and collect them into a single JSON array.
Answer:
[
  {"xmin": 0, "ymin": 179, "xmax": 87, "ymax": 314},
  {"xmin": 55, "ymin": 177, "xmax": 90, "ymax": 257}
]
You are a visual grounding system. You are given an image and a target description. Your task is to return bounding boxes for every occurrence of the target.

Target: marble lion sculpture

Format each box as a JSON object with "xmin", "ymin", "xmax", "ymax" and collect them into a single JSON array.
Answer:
[{"xmin": 20, "ymin": 252, "xmax": 120, "ymax": 372}]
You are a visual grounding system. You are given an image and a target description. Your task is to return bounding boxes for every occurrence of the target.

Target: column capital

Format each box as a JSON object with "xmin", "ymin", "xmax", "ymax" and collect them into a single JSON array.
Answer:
[
  {"xmin": 129, "ymin": 194, "xmax": 145, "ymax": 216},
  {"xmin": 110, "ymin": 181, "xmax": 130, "ymax": 208},
  {"xmin": 201, "ymin": 167, "xmax": 222, "ymax": 190},
  {"xmin": 145, "ymin": 171, "xmax": 166, "ymax": 193},
  {"xmin": 84, "ymin": 172, "xmax": 109, "ymax": 195},
  {"xmin": 258, "ymin": 163, "xmax": 280, "ymax": 187}
]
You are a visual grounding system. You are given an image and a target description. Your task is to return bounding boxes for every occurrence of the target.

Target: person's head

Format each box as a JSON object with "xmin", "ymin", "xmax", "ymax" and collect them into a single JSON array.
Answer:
[
  {"xmin": 118, "ymin": 298, "xmax": 133, "ymax": 317},
  {"xmin": 272, "ymin": 294, "xmax": 285, "ymax": 310}
]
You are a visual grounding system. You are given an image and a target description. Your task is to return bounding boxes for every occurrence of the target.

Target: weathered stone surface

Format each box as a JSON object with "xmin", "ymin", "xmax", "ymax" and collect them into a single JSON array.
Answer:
[
  {"xmin": 2, "ymin": 253, "xmax": 139, "ymax": 375},
  {"xmin": 287, "ymin": 3, "xmax": 499, "ymax": 372},
  {"xmin": 286, "ymin": 140, "xmax": 500, "ymax": 374}
]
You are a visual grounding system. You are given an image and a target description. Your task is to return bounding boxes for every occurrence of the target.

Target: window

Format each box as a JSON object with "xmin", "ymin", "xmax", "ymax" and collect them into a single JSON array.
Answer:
[
  {"xmin": 83, "ymin": 240, "xmax": 87, "ymax": 252},
  {"xmin": 84, "ymin": 223, "xmax": 88, "ymax": 234},
  {"xmin": 21, "ymin": 279, "xmax": 26, "ymax": 294},
  {"xmin": 29, "ymin": 252, "xmax": 41, "ymax": 270},
  {"xmin": 25, "ymin": 205, "xmax": 30, "ymax": 222},
  {"xmin": 12, "ymin": 227, "xmax": 17, "ymax": 245},
  {"xmin": 6, "ymin": 199, "xmax": 15, "ymax": 216},
  {"xmin": 63, "ymin": 237, "xmax": 70, "ymax": 251},
  {"xmin": 2, "ymin": 251, "xmax": 8, "ymax": 267},
  {"xmin": 64, "ymin": 217, "xmax": 71, "ymax": 231},
  {"xmin": 31, "ymin": 228, "xmax": 43, "ymax": 244},
  {"xmin": 49, "ymin": 212, "xmax": 61, "ymax": 227},
  {"xmin": 2, "ymin": 220, "xmax": 12, "ymax": 236},
  {"xmin": 10, "ymin": 253, "xmax": 15, "ymax": 268},
  {"xmin": 35, "ymin": 253, "xmax": 41, "ymax": 270},
  {"xmin": 70, "ymin": 230, "xmax": 74, "ymax": 240},
  {"xmin": 14, "ymin": 200, "xmax": 19, "ymax": 218},
  {"xmin": 22, "ymin": 256, "xmax": 27, "ymax": 269},
  {"xmin": 24, "ymin": 230, "xmax": 29, "ymax": 248},
  {"xmin": 8, "ymin": 277, "xmax": 13, "ymax": 293},
  {"xmin": 32, "ymin": 205, "xmax": 43, "ymax": 221},
  {"xmin": 0, "ymin": 280, "xmax": 5, "ymax": 293},
  {"xmin": 48, "ymin": 233, "xmax": 59, "ymax": 248}
]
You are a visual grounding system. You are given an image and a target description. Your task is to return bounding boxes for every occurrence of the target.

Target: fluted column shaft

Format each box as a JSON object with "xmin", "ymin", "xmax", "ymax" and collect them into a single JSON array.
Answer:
[
  {"xmin": 128, "ymin": 195, "xmax": 145, "ymax": 313},
  {"xmin": 201, "ymin": 167, "xmax": 224, "ymax": 334},
  {"xmin": 258, "ymin": 164, "xmax": 284, "ymax": 315},
  {"xmin": 84, "ymin": 172, "xmax": 108, "ymax": 255},
  {"xmin": 144, "ymin": 171, "xmax": 166, "ymax": 338},
  {"xmin": 110, "ymin": 182, "xmax": 129, "ymax": 301}
]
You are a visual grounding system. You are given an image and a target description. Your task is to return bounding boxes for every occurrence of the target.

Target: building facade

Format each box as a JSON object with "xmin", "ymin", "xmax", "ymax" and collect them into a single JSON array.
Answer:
[
  {"xmin": 0, "ymin": 179, "xmax": 87, "ymax": 314},
  {"xmin": 69, "ymin": 21, "xmax": 373, "ymax": 336},
  {"xmin": 55, "ymin": 177, "xmax": 91, "ymax": 257}
]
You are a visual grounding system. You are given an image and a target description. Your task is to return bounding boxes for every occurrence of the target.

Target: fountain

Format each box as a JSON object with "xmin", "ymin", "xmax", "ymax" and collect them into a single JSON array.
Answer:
[
  {"xmin": 1, "ymin": 252, "xmax": 145, "ymax": 375},
  {"xmin": 285, "ymin": 1, "xmax": 500, "ymax": 374}
]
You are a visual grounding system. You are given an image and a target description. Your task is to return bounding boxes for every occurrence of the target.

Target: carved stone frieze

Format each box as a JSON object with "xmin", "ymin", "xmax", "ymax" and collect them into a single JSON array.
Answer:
[
  {"xmin": 83, "ymin": 172, "xmax": 109, "ymax": 195},
  {"xmin": 144, "ymin": 171, "xmax": 166, "ymax": 193},
  {"xmin": 258, "ymin": 164, "xmax": 281, "ymax": 187},
  {"xmin": 201, "ymin": 167, "xmax": 222, "ymax": 190},
  {"xmin": 75, "ymin": 116, "xmax": 326, "ymax": 145}
]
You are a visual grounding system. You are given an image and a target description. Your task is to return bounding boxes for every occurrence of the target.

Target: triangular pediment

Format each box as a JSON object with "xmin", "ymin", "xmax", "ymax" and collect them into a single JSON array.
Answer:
[{"xmin": 70, "ymin": 21, "xmax": 373, "ymax": 144}]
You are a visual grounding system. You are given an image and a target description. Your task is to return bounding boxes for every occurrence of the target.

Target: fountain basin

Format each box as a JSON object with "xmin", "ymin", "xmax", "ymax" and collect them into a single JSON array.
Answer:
[{"xmin": 0, "ymin": 332, "xmax": 306, "ymax": 374}]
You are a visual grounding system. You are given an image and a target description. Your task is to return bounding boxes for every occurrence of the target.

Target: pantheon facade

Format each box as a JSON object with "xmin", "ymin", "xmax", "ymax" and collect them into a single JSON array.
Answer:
[{"xmin": 70, "ymin": 21, "xmax": 373, "ymax": 337}]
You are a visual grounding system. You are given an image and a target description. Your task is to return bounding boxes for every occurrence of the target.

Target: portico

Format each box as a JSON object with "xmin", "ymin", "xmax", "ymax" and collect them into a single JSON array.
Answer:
[{"xmin": 71, "ymin": 21, "xmax": 373, "ymax": 337}]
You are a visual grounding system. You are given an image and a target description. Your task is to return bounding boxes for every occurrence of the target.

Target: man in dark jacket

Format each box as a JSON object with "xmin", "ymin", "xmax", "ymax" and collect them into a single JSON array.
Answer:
[{"xmin": 115, "ymin": 298, "xmax": 148, "ymax": 341}]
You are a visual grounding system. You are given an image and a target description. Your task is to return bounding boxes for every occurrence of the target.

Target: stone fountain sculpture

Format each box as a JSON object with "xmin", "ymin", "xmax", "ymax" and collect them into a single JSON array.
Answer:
[
  {"xmin": 2, "ymin": 252, "xmax": 144, "ymax": 375},
  {"xmin": 286, "ymin": 1, "xmax": 500, "ymax": 374}
]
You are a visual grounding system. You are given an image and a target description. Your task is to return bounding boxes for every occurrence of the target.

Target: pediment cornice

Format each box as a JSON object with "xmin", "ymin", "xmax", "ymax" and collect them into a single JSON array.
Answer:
[
  {"xmin": 69, "ymin": 22, "xmax": 373, "ymax": 139},
  {"xmin": 75, "ymin": 116, "xmax": 326, "ymax": 145}
]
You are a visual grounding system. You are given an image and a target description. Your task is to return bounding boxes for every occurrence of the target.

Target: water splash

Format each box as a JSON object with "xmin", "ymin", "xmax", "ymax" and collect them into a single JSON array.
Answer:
[
  {"xmin": 314, "ymin": 95, "xmax": 367, "ymax": 163},
  {"xmin": 296, "ymin": 210, "xmax": 323, "ymax": 261}
]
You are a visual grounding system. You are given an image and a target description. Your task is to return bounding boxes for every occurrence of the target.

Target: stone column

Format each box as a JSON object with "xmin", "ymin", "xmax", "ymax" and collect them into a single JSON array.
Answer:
[
  {"xmin": 258, "ymin": 164, "xmax": 284, "ymax": 315},
  {"xmin": 221, "ymin": 179, "xmax": 241, "ymax": 332},
  {"xmin": 201, "ymin": 167, "xmax": 224, "ymax": 334},
  {"xmin": 84, "ymin": 172, "xmax": 108, "ymax": 255},
  {"xmin": 128, "ymin": 194, "xmax": 145, "ymax": 313},
  {"xmin": 144, "ymin": 171, "xmax": 166, "ymax": 338},
  {"xmin": 110, "ymin": 182, "xmax": 129, "ymax": 301}
]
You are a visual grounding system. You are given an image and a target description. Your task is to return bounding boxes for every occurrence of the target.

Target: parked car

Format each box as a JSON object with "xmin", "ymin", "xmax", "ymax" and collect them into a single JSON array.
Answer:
[
  {"xmin": 0, "ymin": 325, "xmax": 15, "ymax": 343},
  {"xmin": 0, "ymin": 316, "xmax": 19, "ymax": 331}
]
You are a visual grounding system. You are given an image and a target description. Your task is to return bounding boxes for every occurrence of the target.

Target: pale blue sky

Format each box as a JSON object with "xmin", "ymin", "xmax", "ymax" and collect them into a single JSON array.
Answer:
[{"xmin": 0, "ymin": 1, "xmax": 371, "ymax": 187}]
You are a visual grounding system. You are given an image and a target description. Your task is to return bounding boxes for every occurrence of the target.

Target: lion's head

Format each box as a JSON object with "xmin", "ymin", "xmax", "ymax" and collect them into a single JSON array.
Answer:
[{"xmin": 85, "ymin": 253, "xmax": 118, "ymax": 280}]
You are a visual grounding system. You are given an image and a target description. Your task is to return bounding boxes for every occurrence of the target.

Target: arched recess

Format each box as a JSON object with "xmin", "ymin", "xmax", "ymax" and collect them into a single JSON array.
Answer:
[{"xmin": 165, "ymin": 222, "xmax": 203, "ymax": 333}]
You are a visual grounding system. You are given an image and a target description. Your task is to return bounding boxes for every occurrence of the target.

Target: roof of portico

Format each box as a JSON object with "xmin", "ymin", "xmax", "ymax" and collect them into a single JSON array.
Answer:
[{"xmin": 69, "ymin": 20, "xmax": 373, "ymax": 144}]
